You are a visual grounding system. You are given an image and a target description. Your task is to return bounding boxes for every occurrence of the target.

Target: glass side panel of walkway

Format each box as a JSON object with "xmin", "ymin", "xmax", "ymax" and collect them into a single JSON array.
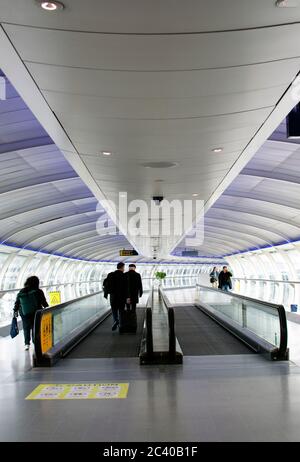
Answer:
[{"xmin": 163, "ymin": 284, "xmax": 288, "ymax": 360}]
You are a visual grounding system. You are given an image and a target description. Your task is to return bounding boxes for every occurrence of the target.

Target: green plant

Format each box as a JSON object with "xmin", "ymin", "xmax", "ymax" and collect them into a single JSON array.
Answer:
[{"xmin": 155, "ymin": 271, "xmax": 167, "ymax": 280}]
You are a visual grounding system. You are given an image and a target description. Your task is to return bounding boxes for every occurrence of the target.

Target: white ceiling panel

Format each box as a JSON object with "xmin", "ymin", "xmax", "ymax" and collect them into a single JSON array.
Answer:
[
  {"xmin": 4, "ymin": 23, "xmax": 300, "ymax": 71},
  {"xmin": 23, "ymin": 60, "xmax": 300, "ymax": 97},
  {"xmin": 1, "ymin": 2, "xmax": 300, "ymax": 259},
  {"xmin": 54, "ymin": 108, "xmax": 272, "ymax": 133},
  {"xmin": 42, "ymin": 87, "xmax": 282, "ymax": 120},
  {"xmin": 75, "ymin": 139, "xmax": 248, "ymax": 159}
]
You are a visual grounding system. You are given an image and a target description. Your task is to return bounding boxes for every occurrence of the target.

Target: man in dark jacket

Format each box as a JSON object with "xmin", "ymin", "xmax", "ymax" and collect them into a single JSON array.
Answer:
[
  {"xmin": 218, "ymin": 266, "xmax": 233, "ymax": 292},
  {"xmin": 126, "ymin": 264, "xmax": 143, "ymax": 312},
  {"xmin": 105, "ymin": 262, "xmax": 127, "ymax": 330}
]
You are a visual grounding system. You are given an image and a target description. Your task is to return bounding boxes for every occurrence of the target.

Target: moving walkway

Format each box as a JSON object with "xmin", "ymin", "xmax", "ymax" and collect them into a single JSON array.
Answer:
[
  {"xmin": 161, "ymin": 284, "xmax": 288, "ymax": 360},
  {"xmin": 33, "ymin": 282, "xmax": 288, "ymax": 366}
]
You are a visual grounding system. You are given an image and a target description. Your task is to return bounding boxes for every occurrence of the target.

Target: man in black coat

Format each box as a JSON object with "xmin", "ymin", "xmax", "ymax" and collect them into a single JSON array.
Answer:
[
  {"xmin": 126, "ymin": 264, "xmax": 143, "ymax": 312},
  {"xmin": 218, "ymin": 266, "xmax": 233, "ymax": 292},
  {"xmin": 104, "ymin": 262, "xmax": 127, "ymax": 330}
]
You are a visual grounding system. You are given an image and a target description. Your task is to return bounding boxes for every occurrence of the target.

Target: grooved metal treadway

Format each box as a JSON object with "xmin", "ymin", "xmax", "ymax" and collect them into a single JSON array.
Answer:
[
  {"xmin": 173, "ymin": 305, "xmax": 253, "ymax": 355},
  {"xmin": 67, "ymin": 308, "xmax": 145, "ymax": 359}
]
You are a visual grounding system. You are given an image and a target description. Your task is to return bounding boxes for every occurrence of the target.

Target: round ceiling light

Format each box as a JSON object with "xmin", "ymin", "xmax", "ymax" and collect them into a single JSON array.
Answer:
[
  {"xmin": 40, "ymin": 1, "xmax": 64, "ymax": 11},
  {"xmin": 102, "ymin": 151, "xmax": 112, "ymax": 156},
  {"xmin": 212, "ymin": 147, "xmax": 223, "ymax": 153},
  {"xmin": 141, "ymin": 162, "xmax": 178, "ymax": 169}
]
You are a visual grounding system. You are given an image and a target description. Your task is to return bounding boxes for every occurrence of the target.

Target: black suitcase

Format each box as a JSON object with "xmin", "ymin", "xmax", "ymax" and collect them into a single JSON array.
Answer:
[{"xmin": 119, "ymin": 305, "xmax": 137, "ymax": 334}]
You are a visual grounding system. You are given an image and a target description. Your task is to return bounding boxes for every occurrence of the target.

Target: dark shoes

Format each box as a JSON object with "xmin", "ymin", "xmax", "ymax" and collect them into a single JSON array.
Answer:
[{"xmin": 112, "ymin": 321, "xmax": 119, "ymax": 331}]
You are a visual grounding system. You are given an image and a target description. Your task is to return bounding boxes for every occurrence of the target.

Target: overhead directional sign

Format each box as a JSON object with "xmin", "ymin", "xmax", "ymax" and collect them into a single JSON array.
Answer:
[{"xmin": 119, "ymin": 249, "xmax": 138, "ymax": 256}]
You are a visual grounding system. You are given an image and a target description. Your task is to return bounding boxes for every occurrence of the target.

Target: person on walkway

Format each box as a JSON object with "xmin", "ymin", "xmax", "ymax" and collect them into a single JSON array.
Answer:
[
  {"xmin": 126, "ymin": 264, "xmax": 143, "ymax": 312},
  {"xmin": 14, "ymin": 276, "xmax": 48, "ymax": 350},
  {"xmin": 218, "ymin": 266, "xmax": 233, "ymax": 292},
  {"xmin": 209, "ymin": 266, "xmax": 219, "ymax": 288},
  {"xmin": 104, "ymin": 262, "xmax": 127, "ymax": 331}
]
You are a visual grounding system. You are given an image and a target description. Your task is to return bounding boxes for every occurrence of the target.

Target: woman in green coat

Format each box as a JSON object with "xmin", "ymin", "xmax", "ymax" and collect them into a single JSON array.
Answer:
[{"xmin": 14, "ymin": 276, "xmax": 48, "ymax": 350}]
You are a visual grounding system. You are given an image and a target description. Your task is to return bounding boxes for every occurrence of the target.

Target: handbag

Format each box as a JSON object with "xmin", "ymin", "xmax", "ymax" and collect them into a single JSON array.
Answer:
[{"xmin": 10, "ymin": 316, "xmax": 19, "ymax": 339}]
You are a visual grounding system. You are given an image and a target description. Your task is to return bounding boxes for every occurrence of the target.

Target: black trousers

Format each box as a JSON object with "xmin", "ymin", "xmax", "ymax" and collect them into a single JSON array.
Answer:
[
  {"xmin": 20, "ymin": 313, "xmax": 35, "ymax": 345},
  {"xmin": 110, "ymin": 298, "xmax": 125, "ymax": 324}
]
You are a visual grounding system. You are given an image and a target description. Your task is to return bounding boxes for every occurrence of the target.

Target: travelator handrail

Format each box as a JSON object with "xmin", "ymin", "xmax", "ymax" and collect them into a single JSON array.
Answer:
[
  {"xmin": 34, "ymin": 287, "xmax": 154, "ymax": 367},
  {"xmin": 33, "ymin": 290, "xmax": 111, "ymax": 366},
  {"xmin": 158, "ymin": 288, "xmax": 178, "ymax": 358},
  {"xmin": 139, "ymin": 287, "xmax": 183, "ymax": 364},
  {"xmin": 196, "ymin": 283, "xmax": 288, "ymax": 360},
  {"xmin": 140, "ymin": 288, "xmax": 154, "ymax": 360}
]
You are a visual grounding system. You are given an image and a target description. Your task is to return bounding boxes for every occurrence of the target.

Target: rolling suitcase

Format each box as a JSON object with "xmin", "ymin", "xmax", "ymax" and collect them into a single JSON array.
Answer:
[{"xmin": 119, "ymin": 305, "xmax": 137, "ymax": 334}]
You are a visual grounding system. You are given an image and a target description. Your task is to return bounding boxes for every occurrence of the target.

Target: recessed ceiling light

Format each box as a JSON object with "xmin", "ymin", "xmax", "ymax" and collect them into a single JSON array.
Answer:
[
  {"xmin": 212, "ymin": 147, "xmax": 223, "ymax": 153},
  {"xmin": 192, "ymin": 193, "xmax": 199, "ymax": 197},
  {"xmin": 40, "ymin": 1, "xmax": 64, "ymax": 11},
  {"xmin": 102, "ymin": 151, "xmax": 112, "ymax": 156}
]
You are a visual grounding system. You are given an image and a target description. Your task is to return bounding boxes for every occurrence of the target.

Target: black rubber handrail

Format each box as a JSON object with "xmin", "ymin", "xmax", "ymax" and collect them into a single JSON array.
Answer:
[
  {"xmin": 168, "ymin": 307, "xmax": 176, "ymax": 358},
  {"xmin": 277, "ymin": 303, "xmax": 288, "ymax": 360},
  {"xmin": 159, "ymin": 288, "xmax": 175, "ymax": 357},
  {"xmin": 139, "ymin": 289, "xmax": 154, "ymax": 364},
  {"xmin": 196, "ymin": 283, "xmax": 288, "ymax": 360},
  {"xmin": 145, "ymin": 307, "xmax": 153, "ymax": 356},
  {"xmin": 159, "ymin": 287, "xmax": 183, "ymax": 361}
]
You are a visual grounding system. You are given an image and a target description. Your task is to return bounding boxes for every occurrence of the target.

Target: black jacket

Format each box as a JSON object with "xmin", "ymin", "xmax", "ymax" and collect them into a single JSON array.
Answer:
[
  {"xmin": 104, "ymin": 270, "xmax": 127, "ymax": 302},
  {"xmin": 218, "ymin": 271, "xmax": 233, "ymax": 289},
  {"xmin": 126, "ymin": 271, "xmax": 143, "ymax": 303}
]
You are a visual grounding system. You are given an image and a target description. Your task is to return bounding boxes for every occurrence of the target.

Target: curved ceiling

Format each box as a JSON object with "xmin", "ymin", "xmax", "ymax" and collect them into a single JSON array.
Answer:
[
  {"xmin": 174, "ymin": 134, "xmax": 300, "ymax": 257},
  {"xmin": 0, "ymin": 72, "xmax": 133, "ymax": 261},
  {"xmin": 0, "ymin": 72, "xmax": 221, "ymax": 264},
  {"xmin": 1, "ymin": 1, "xmax": 300, "ymax": 260}
]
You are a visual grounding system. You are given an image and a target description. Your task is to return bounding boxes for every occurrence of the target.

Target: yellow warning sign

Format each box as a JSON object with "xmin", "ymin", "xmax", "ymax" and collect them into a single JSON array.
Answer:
[
  {"xmin": 49, "ymin": 291, "xmax": 61, "ymax": 306},
  {"xmin": 26, "ymin": 383, "xmax": 129, "ymax": 400},
  {"xmin": 40, "ymin": 313, "xmax": 53, "ymax": 354}
]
